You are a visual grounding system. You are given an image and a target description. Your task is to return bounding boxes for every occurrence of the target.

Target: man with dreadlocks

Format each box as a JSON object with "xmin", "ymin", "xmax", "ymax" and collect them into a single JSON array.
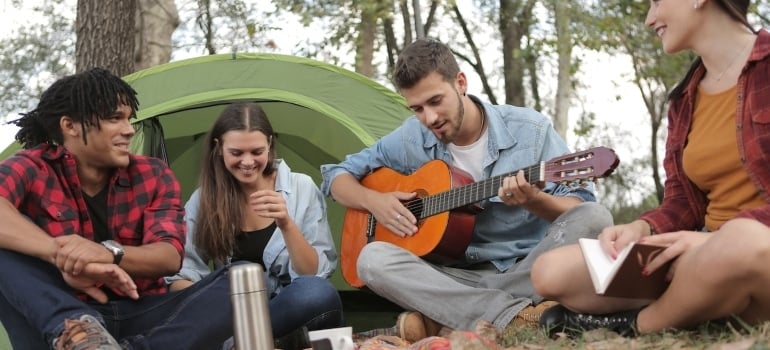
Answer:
[{"xmin": 0, "ymin": 68, "xmax": 234, "ymax": 349}]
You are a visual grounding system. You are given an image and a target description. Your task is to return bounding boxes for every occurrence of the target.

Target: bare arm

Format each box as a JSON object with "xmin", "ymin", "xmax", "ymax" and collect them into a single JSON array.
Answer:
[
  {"xmin": 121, "ymin": 242, "xmax": 181, "ymax": 277},
  {"xmin": 330, "ymin": 172, "xmax": 418, "ymax": 237},
  {"xmin": 328, "ymin": 172, "xmax": 377, "ymax": 210},
  {"xmin": 54, "ymin": 235, "xmax": 181, "ymax": 278},
  {"xmin": 0, "ymin": 197, "xmax": 143, "ymax": 299}
]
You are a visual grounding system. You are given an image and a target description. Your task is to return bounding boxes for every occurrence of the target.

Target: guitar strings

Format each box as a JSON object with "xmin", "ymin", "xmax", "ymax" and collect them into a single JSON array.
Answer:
[{"xmin": 400, "ymin": 164, "xmax": 544, "ymax": 219}]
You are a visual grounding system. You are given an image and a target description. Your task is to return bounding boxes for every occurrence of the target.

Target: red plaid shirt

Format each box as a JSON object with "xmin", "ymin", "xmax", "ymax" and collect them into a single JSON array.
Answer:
[
  {"xmin": 0, "ymin": 144, "xmax": 185, "ymax": 297},
  {"xmin": 640, "ymin": 29, "xmax": 770, "ymax": 233}
]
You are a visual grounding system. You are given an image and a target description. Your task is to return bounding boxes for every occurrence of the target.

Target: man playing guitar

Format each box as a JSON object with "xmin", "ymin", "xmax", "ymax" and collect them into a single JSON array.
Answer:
[{"xmin": 320, "ymin": 38, "xmax": 615, "ymax": 341}]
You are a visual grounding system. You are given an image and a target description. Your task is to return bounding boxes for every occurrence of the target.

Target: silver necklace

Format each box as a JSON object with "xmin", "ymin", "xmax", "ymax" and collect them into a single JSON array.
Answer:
[{"xmin": 710, "ymin": 38, "xmax": 752, "ymax": 82}]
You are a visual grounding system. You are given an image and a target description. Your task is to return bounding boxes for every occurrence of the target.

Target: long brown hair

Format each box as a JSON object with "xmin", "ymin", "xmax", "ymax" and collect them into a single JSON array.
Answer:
[
  {"xmin": 669, "ymin": 0, "xmax": 757, "ymax": 100},
  {"xmin": 194, "ymin": 102, "xmax": 277, "ymax": 263}
]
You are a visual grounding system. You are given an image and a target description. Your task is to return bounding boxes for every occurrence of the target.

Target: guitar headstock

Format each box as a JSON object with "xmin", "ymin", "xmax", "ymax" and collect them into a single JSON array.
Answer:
[{"xmin": 544, "ymin": 147, "xmax": 620, "ymax": 186}]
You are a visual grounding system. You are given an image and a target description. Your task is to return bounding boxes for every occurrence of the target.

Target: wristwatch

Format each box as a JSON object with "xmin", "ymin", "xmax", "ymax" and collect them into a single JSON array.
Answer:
[{"xmin": 101, "ymin": 240, "xmax": 125, "ymax": 265}]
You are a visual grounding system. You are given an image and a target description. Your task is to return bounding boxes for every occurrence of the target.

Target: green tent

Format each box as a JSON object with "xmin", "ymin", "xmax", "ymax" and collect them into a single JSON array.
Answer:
[{"xmin": 0, "ymin": 53, "xmax": 412, "ymax": 290}]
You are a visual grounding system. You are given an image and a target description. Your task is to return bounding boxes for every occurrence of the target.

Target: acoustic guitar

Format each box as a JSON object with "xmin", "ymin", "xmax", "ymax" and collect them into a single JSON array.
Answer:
[{"xmin": 340, "ymin": 146, "xmax": 620, "ymax": 287}]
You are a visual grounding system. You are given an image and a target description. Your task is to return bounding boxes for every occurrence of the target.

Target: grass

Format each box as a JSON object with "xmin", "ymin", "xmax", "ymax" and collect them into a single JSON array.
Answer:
[
  {"xmin": 0, "ymin": 323, "xmax": 8, "ymax": 350},
  {"xmin": 499, "ymin": 319, "xmax": 770, "ymax": 350},
  {"xmin": 4, "ymin": 315, "xmax": 770, "ymax": 349}
]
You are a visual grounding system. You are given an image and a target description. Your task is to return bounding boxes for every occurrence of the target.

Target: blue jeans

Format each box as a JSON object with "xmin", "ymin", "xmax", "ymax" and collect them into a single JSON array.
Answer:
[
  {"xmin": 0, "ymin": 249, "xmax": 235, "ymax": 349},
  {"xmin": 269, "ymin": 276, "xmax": 343, "ymax": 337}
]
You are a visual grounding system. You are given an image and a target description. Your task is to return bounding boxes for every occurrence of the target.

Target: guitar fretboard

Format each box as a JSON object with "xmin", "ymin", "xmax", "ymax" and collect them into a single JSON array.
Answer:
[{"xmin": 410, "ymin": 162, "xmax": 545, "ymax": 219}]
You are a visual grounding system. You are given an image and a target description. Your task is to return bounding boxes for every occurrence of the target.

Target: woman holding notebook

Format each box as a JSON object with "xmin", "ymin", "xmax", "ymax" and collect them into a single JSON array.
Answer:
[{"xmin": 530, "ymin": 0, "xmax": 770, "ymax": 336}]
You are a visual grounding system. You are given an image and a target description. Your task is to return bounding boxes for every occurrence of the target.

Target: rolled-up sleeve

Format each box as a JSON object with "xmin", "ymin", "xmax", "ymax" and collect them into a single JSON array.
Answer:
[{"xmin": 165, "ymin": 189, "xmax": 212, "ymax": 284}]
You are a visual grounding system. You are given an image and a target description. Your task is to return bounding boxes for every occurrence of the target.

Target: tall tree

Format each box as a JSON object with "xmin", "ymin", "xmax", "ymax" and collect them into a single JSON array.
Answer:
[
  {"xmin": 135, "ymin": 0, "xmax": 179, "ymax": 71},
  {"xmin": 412, "ymin": 0, "xmax": 425, "ymax": 39},
  {"xmin": 551, "ymin": 0, "xmax": 572, "ymax": 139},
  {"xmin": 76, "ymin": 0, "xmax": 137, "ymax": 75},
  {"xmin": 498, "ymin": 0, "xmax": 537, "ymax": 107}
]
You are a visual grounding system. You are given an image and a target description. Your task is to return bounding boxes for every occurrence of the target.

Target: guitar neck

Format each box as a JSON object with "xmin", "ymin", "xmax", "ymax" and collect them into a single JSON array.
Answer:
[{"xmin": 422, "ymin": 162, "xmax": 545, "ymax": 217}]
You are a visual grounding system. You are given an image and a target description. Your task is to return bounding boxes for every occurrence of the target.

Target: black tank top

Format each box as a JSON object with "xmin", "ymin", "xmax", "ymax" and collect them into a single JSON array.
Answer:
[{"xmin": 232, "ymin": 221, "xmax": 277, "ymax": 269}]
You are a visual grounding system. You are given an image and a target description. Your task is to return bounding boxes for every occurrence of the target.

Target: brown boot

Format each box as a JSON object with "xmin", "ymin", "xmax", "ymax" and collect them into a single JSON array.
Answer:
[
  {"xmin": 54, "ymin": 314, "xmax": 121, "ymax": 350},
  {"xmin": 396, "ymin": 311, "xmax": 444, "ymax": 343},
  {"xmin": 508, "ymin": 300, "xmax": 559, "ymax": 329}
]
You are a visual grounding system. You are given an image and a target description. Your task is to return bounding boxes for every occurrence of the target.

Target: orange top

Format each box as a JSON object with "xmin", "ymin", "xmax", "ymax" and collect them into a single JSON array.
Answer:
[{"xmin": 683, "ymin": 86, "xmax": 764, "ymax": 231}]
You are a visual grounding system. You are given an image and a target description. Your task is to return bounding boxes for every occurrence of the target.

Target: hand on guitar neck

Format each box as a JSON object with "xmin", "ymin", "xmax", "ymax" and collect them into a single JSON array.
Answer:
[{"xmin": 498, "ymin": 169, "xmax": 543, "ymax": 206}]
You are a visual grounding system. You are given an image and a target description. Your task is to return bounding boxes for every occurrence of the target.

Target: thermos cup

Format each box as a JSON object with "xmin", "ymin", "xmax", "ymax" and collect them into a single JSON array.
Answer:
[{"xmin": 230, "ymin": 263, "xmax": 273, "ymax": 350}]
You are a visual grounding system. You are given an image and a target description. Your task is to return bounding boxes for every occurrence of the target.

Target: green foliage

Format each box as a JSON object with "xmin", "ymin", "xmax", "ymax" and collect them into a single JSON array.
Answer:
[
  {"xmin": 174, "ymin": 0, "xmax": 278, "ymax": 57},
  {"xmin": 270, "ymin": 0, "xmax": 389, "ymax": 60},
  {"xmin": 0, "ymin": 2, "xmax": 74, "ymax": 122},
  {"xmin": 750, "ymin": 2, "xmax": 770, "ymax": 27},
  {"xmin": 572, "ymin": 111, "xmax": 596, "ymax": 138},
  {"xmin": 584, "ymin": 0, "xmax": 692, "ymax": 94}
]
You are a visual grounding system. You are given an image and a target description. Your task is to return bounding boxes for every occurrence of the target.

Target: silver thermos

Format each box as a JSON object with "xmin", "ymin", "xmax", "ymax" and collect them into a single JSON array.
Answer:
[{"xmin": 230, "ymin": 263, "xmax": 273, "ymax": 350}]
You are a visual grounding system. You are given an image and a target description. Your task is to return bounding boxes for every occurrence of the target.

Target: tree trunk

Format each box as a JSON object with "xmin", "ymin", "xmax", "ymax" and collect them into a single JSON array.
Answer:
[
  {"xmin": 135, "ymin": 0, "xmax": 179, "ymax": 71},
  {"xmin": 552, "ymin": 0, "xmax": 572, "ymax": 140},
  {"xmin": 383, "ymin": 16, "xmax": 399, "ymax": 76},
  {"xmin": 412, "ymin": 0, "xmax": 424, "ymax": 39},
  {"xmin": 76, "ymin": 0, "xmax": 137, "ymax": 76},
  {"xmin": 499, "ymin": 0, "xmax": 535, "ymax": 107},
  {"xmin": 197, "ymin": 0, "xmax": 216, "ymax": 55},
  {"xmin": 400, "ymin": 0, "xmax": 413, "ymax": 44},
  {"xmin": 355, "ymin": 8, "xmax": 377, "ymax": 77}
]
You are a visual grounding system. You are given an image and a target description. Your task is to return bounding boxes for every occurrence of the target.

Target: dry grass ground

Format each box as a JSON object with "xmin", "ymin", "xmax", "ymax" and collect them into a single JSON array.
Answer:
[{"xmin": 500, "ymin": 320, "xmax": 770, "ymax": 350}]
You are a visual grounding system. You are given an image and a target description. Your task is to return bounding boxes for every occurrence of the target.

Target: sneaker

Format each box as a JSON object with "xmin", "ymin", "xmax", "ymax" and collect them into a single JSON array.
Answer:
[
  {"xmin": 54, "ymin": 314, "xmax": 121, "ymax": 350},
  {"xmin": 396, "ymin": 311, "xmax": 443, "ymax": 343},
  {"xmin": 508, "ymin": 300, "xmax": 559, "ymax": 329},
  {"xmin": 539, "ymin": 304, "xmax": 639, "ymax": 337}
]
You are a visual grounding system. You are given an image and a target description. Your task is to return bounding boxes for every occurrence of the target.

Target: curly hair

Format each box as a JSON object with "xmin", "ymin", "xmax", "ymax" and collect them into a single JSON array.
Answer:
[{"xmin": 11, "ymin": 68, "xmax": 139, "ymax": 149}]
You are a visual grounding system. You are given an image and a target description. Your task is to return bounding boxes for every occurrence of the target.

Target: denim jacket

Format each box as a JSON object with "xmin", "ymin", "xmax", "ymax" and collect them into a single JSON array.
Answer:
[
  {"xmin": 167, "ymin": 159, "xmax": 337, "ymax": 295},
  {"xmin": 320, "ymin": 96, "xmax": 595, "ymax": 271}
]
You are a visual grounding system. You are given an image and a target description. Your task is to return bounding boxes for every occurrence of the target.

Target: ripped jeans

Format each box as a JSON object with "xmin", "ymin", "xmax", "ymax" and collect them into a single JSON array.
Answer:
[
  {"xmin": 357, "ymin": 202, "xmax": 613, "ymax": 331},
  {"xmin": 0, "ymin": 250, "xmax": 238, "ymax": 349}
]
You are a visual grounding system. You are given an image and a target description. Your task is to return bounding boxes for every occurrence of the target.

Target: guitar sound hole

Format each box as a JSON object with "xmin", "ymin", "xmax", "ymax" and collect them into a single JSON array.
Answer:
[{"xmin": 407, "ymin": 189, "xmax": 428, "ymax": 227}]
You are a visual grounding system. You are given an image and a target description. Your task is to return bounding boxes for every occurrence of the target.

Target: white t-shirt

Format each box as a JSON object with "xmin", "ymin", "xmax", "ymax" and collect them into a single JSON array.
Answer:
[{"xmin": 447, "ymin": 128, "xmax": 488, "ymax": 181}]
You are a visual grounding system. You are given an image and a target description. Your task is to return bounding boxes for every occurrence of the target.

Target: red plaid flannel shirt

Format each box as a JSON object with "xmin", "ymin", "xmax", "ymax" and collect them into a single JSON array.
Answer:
[
  {"xmin": 0, "ymin": 144, "xmax": 185, "ymax": 297},
  {"xmin": 639, "ymin": 29, "xmax": 770, "ymax": 233}
]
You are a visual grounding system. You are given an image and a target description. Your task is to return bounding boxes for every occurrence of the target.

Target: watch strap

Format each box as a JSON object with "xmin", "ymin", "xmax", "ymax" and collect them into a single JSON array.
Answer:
[{"xmin": 101, "ymin": 240, "xmax": 124, "ymax": 265}]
